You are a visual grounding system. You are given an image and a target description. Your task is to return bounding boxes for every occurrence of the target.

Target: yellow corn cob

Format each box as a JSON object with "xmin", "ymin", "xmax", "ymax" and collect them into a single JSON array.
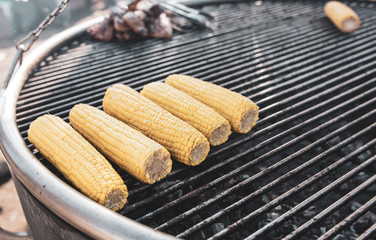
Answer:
[
  {"xmin": 28, "ymin": 115, "xmax": 128, "ymax": 211},
  {"xmin": 324, "ymin": 1, "xmax": 360, "ymax": 33},
  {"xmin": 69, "ymin": 104, "xmax": 172, "ymax": 184},
  {"xmin": 140, "ymin": 82, "xmax": 231, "ymax": 146},
  {"xmin": 103, "ymin": 84, "xmax": 210, "ymax": 166},
  {"xmin": 165, "ymin": 74, "xmax": 259, "ymax": 133}
]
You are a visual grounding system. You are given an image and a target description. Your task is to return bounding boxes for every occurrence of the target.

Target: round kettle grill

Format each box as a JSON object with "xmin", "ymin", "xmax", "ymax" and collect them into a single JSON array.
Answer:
[{"xmin": 1, "ymin": 0, "xmax": 376, "ymax": 239}]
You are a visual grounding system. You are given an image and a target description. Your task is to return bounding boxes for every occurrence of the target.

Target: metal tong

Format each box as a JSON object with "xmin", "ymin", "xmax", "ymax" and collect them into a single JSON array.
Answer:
[{"xmin": 150, "ymin": 0, "xmax": 213, "ymax": 29}]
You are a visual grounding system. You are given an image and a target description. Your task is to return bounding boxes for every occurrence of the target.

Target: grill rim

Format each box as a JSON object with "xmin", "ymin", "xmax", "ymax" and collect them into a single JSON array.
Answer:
[{"xmin": 0, "ymin": 15, "xmax": 177, "ymax": 240}]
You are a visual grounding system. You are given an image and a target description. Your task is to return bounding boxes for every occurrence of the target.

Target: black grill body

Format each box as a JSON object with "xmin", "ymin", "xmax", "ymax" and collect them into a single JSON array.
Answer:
[{"xmin": 14, "ymin": 1, "xmax": 376, "ymax": 239}]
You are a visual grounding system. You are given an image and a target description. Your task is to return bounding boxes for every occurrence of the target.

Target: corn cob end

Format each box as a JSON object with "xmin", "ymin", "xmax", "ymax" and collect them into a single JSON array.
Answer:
[
  {"xmin": 140, "ymin": 81, "xmax": 232, "ymax": 146},
  {"xmin": 210, "ymin": 123, "xmax": 231, "ymax": 146},
  {"xmin": 341, "ymin": 17, "xmax": 359, "ymax": 33},
  {"xmin": 105, "ymin": 185, "xmax": 128, "ymax": 211},
  {"xmin": 70, "ymin": 103, "xmax": 172, "ymax": 185},
  {"xmin": 189, "ymin": 140, "xmax": 210, "ymax": 166},
  {"xmin": 239, "ymin": 103, "xmax": 259, "ymax": 133},
  {"xmin": 324, "ymin": 1, "xmax": 360, "ymax": 33},
  {"xmin": 145, "ymin": 149, "xmax": 172, "ymax": 183}
]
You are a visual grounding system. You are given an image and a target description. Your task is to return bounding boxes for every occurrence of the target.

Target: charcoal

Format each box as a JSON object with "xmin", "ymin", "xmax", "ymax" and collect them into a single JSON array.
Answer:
[
  {"xmin": 351, "ymin": 211, "xmax": 376, "ymax": 235},
  {"xmin": 191, "ymin": 215, "xmax": 202, "ymax": 225},
  {"xmin": 332, "ymin": 234, "xmax": 347, "ymax": 240},
  {"xmin": 258, "ymin": 218, "xmax": 272, "ymax": 229},
  {"xmin": 303, "ymin": 206, "xmax": 317, "ymax": 218},
  {"xmin": 267, "ymin": 211, "xmax": 280, "ymax": 220},
  {"xmin": 166, "ymin": 189, "xmax": 183, "ymax": 202},
  {"xmin": 280, "ymin": 220, "xmax": 295, "ymax": 235},
  {"xmin": 351, "ymin": 201, "xmax": 362, "ymax": 211},
  {"xmin": 211, "ymin": 222, "xmax": 225, "ymax": 233}
]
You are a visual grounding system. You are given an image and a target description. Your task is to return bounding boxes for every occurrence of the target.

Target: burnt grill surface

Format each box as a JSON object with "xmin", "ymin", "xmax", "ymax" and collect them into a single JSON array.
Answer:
[{"xmin": 16, "ymin": 1, "xmax": 376, "ymax": 239}]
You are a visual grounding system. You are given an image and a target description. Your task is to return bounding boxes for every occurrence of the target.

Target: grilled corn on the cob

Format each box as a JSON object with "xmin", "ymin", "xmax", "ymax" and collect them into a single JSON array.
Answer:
[
  {"xmin": 103, "ymin": 84, "xmax": 210, "ymax": 166},
  {"xmin": 28, "ymin": 114, "xmax": 128, "ymax": 211},
  {"xmin": 140, "ymin": 82, "xmax": 231, "ymax": 146},
  {"xmin": 324, "ymin": 1, "xmax": 360, "ymax": 33},
  {"xmin": 166, "ymin": 74, "xmax": 259, "ymax": 133},
  {"xmin": 69, "ymin": 104, "xmax": 172, "ymax": 184}
]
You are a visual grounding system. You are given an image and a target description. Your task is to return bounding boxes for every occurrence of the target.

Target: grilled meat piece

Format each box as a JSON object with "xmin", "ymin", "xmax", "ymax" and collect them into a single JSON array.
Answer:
[
  {"xmin": 87, "ymin": 17, "xmax": 114, "ymax": 42},
  {"xmin": 123, "ymin": 10, "xmax": 148, "ymax": 37},
  {"xmin": 88, "ymin": 0, "xmax": 174, "ymax": 42},
  {"xmin": 113, "ymin": 11, "xmax": 131, "ymax": 32},
  {"xmin": 149, "ymin": 12, "xmax": 173, "ymax": 39},
  {"xmin": 128, "ymin": 0, "xmax": 153, "ymax": 11},
  {"xmin": 115, "ymin": 31, "xmax": 138, "ymax": 41}
]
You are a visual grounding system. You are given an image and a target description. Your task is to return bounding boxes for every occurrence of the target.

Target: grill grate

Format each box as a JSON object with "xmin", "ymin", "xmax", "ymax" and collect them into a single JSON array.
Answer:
[{"xmin": 16, "ymin": 1, "xmax": 376, "ymax": 239}]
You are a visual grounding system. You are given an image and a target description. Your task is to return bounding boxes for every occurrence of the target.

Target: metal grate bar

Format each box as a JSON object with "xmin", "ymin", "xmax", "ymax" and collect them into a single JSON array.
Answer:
[
  {"xmin": 24, "ymin": 2, "xmax": 370, "ymax": 81},
  {"xmin": 237, "ymin": 149, "xmax": 376, "ymax": 240},
  {"xmin": 19, "ymin": 12, "xmax": 345, "ymax": 99},
  {"xmin": 124, "ymin": 80, "xmax": 376, "ymax": 201},
  {"xmin": 28, "ymin": 2, "xmax": 315, "ymax": 80},
  {"xmin": 191, "ymin": 9, "xmax": 376, "ymax": 83},
  {"xmin": 19, "ymin": 56, "xmax": 376, "ymax": 202},
  {"xmin": 16, "ymin": 1, "xmax": 376, "ymax": 239},
  {"xmin": 122, "ymin": 66, "xmax": 376, "ymax": 195},
  {"xmin": 25, "ymin": 5, "xmax": 374, "ymax": 100},
  {"xmin": 205, "ymin": 3, "xmax": 320, "ymax": 31},
  {"xmin": 125, "ymin": 85, "xmax": 375, "ymax": 222},
  {"xmin": 17, "ymin": 13, "xmax": 376, "ymax": 106},
  {"xmin": 15, "ymin": 21, "xmax": 376, "ymax": 130},
  {"xmin": 40, "ymin": 1, "xmax": 301, "ymax": 66},
  {"xmin": 134, "ymin": 79, "xmax": 376, "ymax": 219},
  {"xmin": 178, "ymin": 120, "xmax": 376, "ymax": 239},
  {"xmin": 212, "ymin": 28, "xmax": 376, "ymax": 92},
  {"xmin": 284, "ymin": 174, "xmax": 376, "ymax": 239},
  {"xmin": 19, "ymin": 22, "xmax": 327, "ymax": 98},
  {"xmin": 21, "ymin": 67, "xmax": 376, "ymax": 195},
  {"xmin": 24, "ymin": 17, "xmax": 327, "ymax": 89},
  {"xmin": 317, "ymin": 196, "xmax": 376, "ymax": 240},
  {"xmin": 15, "ymin": 12, "xmax": 376, "ymax": 104},
  {"xmin": 158, "ymin": 105, "xmax": 376, "ymax": 234},
  {"xmin": 253, "ymin": 57, "xmax": 376, "ymax": 111},
  {"xmin": 356, "ymin": 223, "xmax": 376, "ymax": 240}
]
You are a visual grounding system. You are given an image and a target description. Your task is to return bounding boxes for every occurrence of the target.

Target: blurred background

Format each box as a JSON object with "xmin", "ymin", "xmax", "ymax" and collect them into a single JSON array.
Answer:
[
  {"xmin": 0, "ymin": 0, "xmax": 116, "ymax": 81},
  {"xmin": 0, "ymin": 0, "xmax": 114, "ymax": 235}
]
